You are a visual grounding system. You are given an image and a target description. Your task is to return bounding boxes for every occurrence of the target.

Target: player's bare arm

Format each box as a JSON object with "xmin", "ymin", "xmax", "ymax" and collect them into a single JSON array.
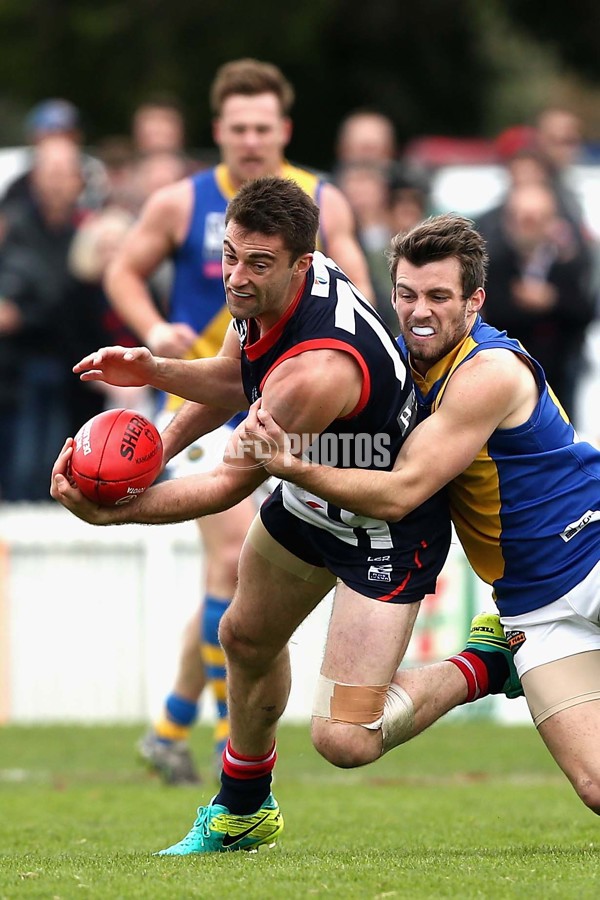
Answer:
[
  {"xmin": 74, "ymin": 323, "xmax": 247, "ymax": 410},
  {"xmin": 50, "ymin": 433, "xmax": 268, "ymax": 527},
  {"xmin": 104, "ymin": 179, "xmax": 197, "ymax": 356},
  {"xmin": 50, "ymin": 349, "xmax": 361, "ymax": 527},
  {"xmin": 252, "ymin": 349, "xmax": 538, "ymax": 520},
  {"xmin": 318, "ymin": 182, "xmax": 375, "ymax": 305}
]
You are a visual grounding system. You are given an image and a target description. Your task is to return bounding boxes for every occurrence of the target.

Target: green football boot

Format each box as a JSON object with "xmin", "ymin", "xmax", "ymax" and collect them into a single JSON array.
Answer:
[
  {"xmin": 465, "ymin": 612, "xmax": 523, "ymax": 699},
  {"xmin": 155, "ymin": 793, "xmax": 283, "ymax": 855}
]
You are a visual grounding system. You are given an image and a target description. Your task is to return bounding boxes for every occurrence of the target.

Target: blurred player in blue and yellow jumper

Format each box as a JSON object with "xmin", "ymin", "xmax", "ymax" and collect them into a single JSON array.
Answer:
[{"xmin": 104, "ymin": 58, "xmax": 373, "ymax": 782}]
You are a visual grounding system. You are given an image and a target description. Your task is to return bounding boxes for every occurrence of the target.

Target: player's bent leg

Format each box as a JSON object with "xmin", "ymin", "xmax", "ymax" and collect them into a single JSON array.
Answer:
[
  {"xmin": 312, "ymin": 606, "xmax": 522, "ymax": 769},
  {"xmin": 503, "ymin": 590, "xmax": 600, "ymax": 813},
  {"xmin": 311, "ymin": 583, "xmax": 421, "ymax": 768},
  {"xmin": 392, "ymin": 612, "xmax": 522, "ymax": 738},
  {"xmin": 524, "ymin": 652, "xmax": 600, "ymax": 814}
]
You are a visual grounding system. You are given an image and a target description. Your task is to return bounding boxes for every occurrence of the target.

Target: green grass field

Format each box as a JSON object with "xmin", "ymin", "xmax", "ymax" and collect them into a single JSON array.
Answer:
[{"xmin": 1, "ymin": 720, "xmax": 599, "ymax": 899}]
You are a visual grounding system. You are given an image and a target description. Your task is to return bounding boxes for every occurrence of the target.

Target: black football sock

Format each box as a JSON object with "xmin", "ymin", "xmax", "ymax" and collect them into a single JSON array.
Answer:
[
  {"xmin": 465, "ymin": 647, "xmax": 509, "ymax": 694},
  {"xmin": 215, "ymin": 772, "xmax": 273, "ymax": 815}
]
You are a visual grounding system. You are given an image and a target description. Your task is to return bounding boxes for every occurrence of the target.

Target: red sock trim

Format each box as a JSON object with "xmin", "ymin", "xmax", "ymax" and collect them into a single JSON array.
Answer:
[
  {"xmin": 222, "ymin": 740, "xmax": 277, "ymax": 780},
  {"xmin": 448, "ymin": 652, "xmax": 490, "ymax": 703}
]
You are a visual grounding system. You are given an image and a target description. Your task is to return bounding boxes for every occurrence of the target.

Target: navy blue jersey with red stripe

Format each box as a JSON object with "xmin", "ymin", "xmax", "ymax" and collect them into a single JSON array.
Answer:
[
  {"xmin": 233, "ymin": 251, "xmax": 451, "ymax": 600},
  {"xmin": 234, "ymin": 251, "xmax": 415, "ymax": 469}
]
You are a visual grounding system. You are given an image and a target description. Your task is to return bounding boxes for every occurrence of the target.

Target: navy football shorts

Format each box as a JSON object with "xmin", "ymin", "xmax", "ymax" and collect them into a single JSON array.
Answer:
[{"xmin": 259, "ymin": 483, "xmax": 451, "ymax": 603}]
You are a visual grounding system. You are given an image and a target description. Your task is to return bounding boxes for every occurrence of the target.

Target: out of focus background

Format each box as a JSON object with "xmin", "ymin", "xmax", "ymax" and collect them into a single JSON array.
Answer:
[{"xmin": 2, "ymin": 0, "xmax": 600, "ymax": 727}]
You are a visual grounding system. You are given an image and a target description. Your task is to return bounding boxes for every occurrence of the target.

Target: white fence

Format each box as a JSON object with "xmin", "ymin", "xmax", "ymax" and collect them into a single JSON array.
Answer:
[{"xmin": 0, "ymin": 505, "xmax": 530, "ymax": 725}]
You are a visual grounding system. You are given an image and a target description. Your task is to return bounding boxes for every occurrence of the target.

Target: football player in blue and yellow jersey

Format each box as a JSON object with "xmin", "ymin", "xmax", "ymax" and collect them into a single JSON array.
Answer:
[
  {"xmin": 103, "ymin": 59, "xmax": 373, "ymax": 783},
  {"xmin": 254, "ymin": 212, "xmax": 600, "ymax": 817}
]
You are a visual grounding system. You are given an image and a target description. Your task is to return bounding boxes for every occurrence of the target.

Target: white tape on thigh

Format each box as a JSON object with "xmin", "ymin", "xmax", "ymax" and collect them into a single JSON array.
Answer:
[
  {"xmin": 381, "ymin": 683, "xmax": 415, "ymax": 754},
  {"xmin": 312, "ymin": 674, "xmax": 388, "ymax": 728}
]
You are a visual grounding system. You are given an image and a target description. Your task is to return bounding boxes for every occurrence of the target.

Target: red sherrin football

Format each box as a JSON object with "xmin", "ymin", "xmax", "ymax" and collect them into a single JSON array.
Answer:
[{"xmin": 71, "ymin": 408, "xmax": 163, "ymax": 506}]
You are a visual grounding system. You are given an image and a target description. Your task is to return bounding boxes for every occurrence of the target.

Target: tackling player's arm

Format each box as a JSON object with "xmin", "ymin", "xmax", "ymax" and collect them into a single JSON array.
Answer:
[
  {"xmin": 50, "ymin": 348, "xmax": 363, "ymax": 526},
  {"xmin": 253, "ymin": 349, "xmax": 538, "ymax": 520},
  {"xmin": 318, "ymin": 182, "xmax": 375, "ymax": 305},
  {"xmin": 103, "ymin": 179, "xmax": 197, "ymax": 357}
]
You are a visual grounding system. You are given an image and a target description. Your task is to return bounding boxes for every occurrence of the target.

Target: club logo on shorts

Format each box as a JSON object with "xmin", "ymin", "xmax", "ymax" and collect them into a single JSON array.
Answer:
[
  {"xmin": 368, "ymin": 564, "xmax": 393, "ymax": 583},
  {"xmin": 505, "ymin": 630, "xmax": 526, "ymax": 653}
]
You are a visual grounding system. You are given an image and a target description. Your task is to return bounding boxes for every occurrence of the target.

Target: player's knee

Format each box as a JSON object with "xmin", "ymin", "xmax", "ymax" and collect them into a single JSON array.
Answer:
[
  {"xmin": 310, "ymin": 676, "xmax": 415, "ymax": 768},
  {"xmin": 310, "ymin": 675, "xmax": 390, "ymax": 768},
  {"xmin": 311, "ymin": 718, "xmax": 379, "ymax": 768},
  {"xmin": 217, "ymin": 609, "xmax": 271, "ymax": 670},
  {"xmin": 217, "ymin": 610, "xmax": 250, "ymax": 660}
]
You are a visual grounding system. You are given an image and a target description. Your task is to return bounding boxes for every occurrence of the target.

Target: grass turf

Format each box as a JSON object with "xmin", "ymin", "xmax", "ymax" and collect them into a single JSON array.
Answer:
[{"xmin": 1, "ymin": 721, "xmax": 599, "ymax": 898}]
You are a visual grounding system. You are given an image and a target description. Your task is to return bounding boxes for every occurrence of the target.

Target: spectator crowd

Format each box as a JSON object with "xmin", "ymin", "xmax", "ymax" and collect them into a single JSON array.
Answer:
[{"xmin": 0, "ymin": 90, "xmax": 598, "ymax": 503}]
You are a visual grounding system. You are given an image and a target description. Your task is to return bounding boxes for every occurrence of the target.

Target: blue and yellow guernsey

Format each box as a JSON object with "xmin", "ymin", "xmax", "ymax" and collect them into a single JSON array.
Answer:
[
  {"xmin": 399, "ymin": 316, "xmax": 600, "ymax": 616},
  {"xmin": 165, "ymin": 162, "xmax": 325, "ymax": 413}
]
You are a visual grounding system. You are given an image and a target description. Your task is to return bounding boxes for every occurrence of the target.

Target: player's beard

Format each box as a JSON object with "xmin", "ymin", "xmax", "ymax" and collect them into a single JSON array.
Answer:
[{"xmin": 404, "ymin": 308, "xmax": 471, "ymax": 366}]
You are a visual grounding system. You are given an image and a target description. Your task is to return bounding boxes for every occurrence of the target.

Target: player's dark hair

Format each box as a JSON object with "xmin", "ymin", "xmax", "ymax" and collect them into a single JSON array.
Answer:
[
  {"xmin": 210, "ymin": 58, "xmax": 295, "ymax": 116},
  {"xmin": 225, "ymin": 176, "xmax": 319, "ymax": 262},
  {"xmin": 388, "ymin": 213, "xmax": 488, "ymax": 298}
]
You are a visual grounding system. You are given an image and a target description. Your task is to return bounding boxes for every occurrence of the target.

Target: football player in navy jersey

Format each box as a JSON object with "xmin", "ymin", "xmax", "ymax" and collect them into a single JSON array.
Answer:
[
  {"xmin": 52, "ymin": 181, "xmax": 519, "ymax": 854},
  {"xmin": 104, "ymin": 58, "xmax": 374, "ymax": 784},
  {"xmin": 249, "ymin": 212, "xmax": 600, "ymax": 818}
]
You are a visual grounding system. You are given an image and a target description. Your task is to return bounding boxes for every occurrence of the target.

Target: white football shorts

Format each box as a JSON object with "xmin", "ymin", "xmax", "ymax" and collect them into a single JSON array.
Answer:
[{"xmin": 501, "ymin": 556, "xmax": 600, "ymax": 679}]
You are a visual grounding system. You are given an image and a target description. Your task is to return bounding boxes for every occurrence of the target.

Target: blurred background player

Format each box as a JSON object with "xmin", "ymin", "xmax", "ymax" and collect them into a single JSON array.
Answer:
[
  {"xmin": 334, "ymin": 160, "xmax": 394, "ymax": 327},
  {"xmin": 104, "ymin": 57, "xmax": 373, "ymax": 784}
]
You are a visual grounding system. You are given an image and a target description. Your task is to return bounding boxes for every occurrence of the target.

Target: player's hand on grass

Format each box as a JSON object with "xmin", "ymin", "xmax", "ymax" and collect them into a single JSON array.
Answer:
[
  {"xmin": 50, "ymin": 439, "xmax": 128, "ymax": 525},
  {"xmin": 74, "ymin": 346, "xmax": 159, "ymax": 388}
]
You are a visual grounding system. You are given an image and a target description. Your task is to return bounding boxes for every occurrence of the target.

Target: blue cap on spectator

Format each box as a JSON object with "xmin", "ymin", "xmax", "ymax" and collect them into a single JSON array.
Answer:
[{"xmin": 25, "ymin": 99, "xmax": 81, "ymax": 138}]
